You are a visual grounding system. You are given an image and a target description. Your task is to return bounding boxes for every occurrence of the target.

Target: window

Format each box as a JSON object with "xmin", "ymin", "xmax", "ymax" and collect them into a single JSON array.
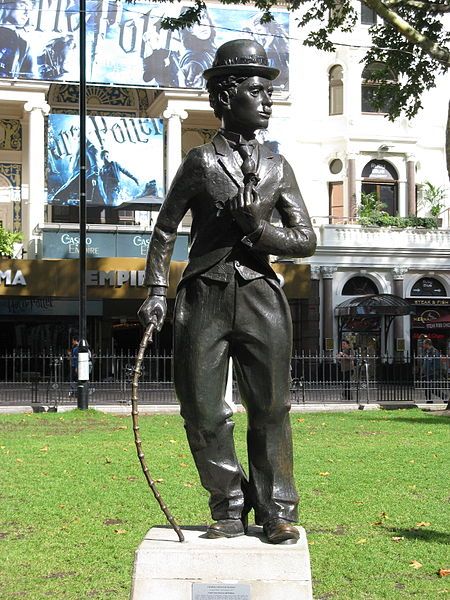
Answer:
[
  {"xmin": 361, "ymin": 160, "xmax": 398, "ymax": 216},
  {"xmin": 410, "ymin": 278, "xmax": 446, "ymax": 297},
  {"xmin": 329, "ymin": 181, "xmax": 344, "ymax": 223},
  {"xmin": 329, "ymin": 65, "xmax": 344, "ymax": 115},
  {"xmin": 361, "ymin": 2, "xmax": 377, "ymax": 25},
  {"xmin": 361, "ymin": 62, "xmax": 396, "ymax": 113},
  {"xmin": 342, "ymin": 276, "xmax": 379, "ymax": 296}
]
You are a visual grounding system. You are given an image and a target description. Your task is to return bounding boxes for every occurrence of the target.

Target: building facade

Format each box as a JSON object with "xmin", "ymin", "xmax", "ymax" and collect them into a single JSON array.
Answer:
[{"xmin": 0, "ymin": 1, "xmax": 448, "ymax": 355}]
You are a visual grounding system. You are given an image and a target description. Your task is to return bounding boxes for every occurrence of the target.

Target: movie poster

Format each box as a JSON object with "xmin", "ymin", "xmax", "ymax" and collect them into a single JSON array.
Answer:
[
  {"xmin": 90, "ymin": 3, "xmax": 290, "ymax": 90},
  {"xmin": 0, "ymin": 1, "xmax": 289, "ymax": 90},
  {"xmin": 47, "ymin": 114, "xmax": 164, "ymax": 206}
]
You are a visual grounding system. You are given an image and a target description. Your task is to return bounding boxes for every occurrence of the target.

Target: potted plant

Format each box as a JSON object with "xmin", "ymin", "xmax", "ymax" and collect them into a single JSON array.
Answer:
[
  {"xmin": 420, "ymin": 181, "xmax": 447, "ymax": 224},
  {"xmin": 0, "ymin": 226, "xmax": 23, "ymax": 258}
]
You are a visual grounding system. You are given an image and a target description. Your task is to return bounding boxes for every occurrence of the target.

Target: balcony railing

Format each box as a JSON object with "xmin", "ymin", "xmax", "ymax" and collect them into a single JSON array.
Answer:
[{"xmin": 310, "ymin": 219, "xmax": 450, "ymax": 251}]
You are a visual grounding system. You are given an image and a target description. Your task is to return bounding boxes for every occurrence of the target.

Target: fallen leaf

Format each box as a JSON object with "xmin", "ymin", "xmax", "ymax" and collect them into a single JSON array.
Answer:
[
  {"xmin": 379, "ymin": 512, "xmax": 389, "ymax": 520},
  {"xmin": 392, "ymin": 536, "xmax": 405, "ymax": 542},
  {"xmin": 104, "ymin": 458, "xmax": 112, "ymax": 464},
  {"xmin": 438, "ymin": 569, "xmax": 450, "ymax": 577},
  {"xmin": 356, "ymin": 538, "xmax": 367, "ymax": 544},
  {"xmin": 104, "ymin": 519, "xmax": 123, "ymax": 526},
  {"xmin": 116, "ymin": 426, "xmax": 127, "ymax": 430},
  {"xmin": 410, "ymin": 560, "xmax": 423, "ymax": 569},
  {"xmin": 372, "ymin": 521, "xmax": 383, "ymax": 526},
  {"xmin": 297, "ymin": 418, "xmax": 305, "ymax": 423},
  {"xmin": 183, "ymin": 482, "xmax": 193, "ymax": 488},
  {"xmin": 169, "ymin": 439, "xmax": 177, "ymax": 444},
  {"xmin": 319, "ymin": 472, "xmax": 330, "ymax": 477},
  {"xmin": 16, "ymin": 458, "xmax": 23, "ymax": 463},
  {"xmin": 39, "ymin": 446, "xmax": 49, "ymax": 452},
  {"xmin": 155, "ymin": 478, "xmax": 164, "ymax": 483},
  {"xmin": 179, "ymin": 463, "xmax": 188, "ymax": 468},
  {"xmin": 114, "ymin": 529, "xmax": 127, "ymax": 535},
  {"xmin": 415, "ymin": 522, "xmax": 431, "ymax": 527}
]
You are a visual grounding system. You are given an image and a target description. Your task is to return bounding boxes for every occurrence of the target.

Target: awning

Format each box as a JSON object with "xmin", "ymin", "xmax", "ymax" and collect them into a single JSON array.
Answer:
[
  {"xmin": 115, "ymin": 196, "xmax": 164, "ymax": 211},
  {"xmin": 335, "ymin": 294, "xmax": 415, "ymax": 317}
]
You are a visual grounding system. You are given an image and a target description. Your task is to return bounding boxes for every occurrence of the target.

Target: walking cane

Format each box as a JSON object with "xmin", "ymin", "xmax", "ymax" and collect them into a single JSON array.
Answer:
[{"xmin": 131, "ymin": 322, "xmax": 184, "ymax": 542}]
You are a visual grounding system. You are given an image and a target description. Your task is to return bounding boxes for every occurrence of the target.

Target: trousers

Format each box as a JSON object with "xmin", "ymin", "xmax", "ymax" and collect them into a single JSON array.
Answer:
[{"xmin": 173, "ymin": 273, "xmax": 299, "ymax": 525}]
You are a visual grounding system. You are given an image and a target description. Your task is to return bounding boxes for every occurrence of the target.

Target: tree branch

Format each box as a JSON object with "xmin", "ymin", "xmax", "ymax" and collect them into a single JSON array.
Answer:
[
  {"xmin": 384, "ymin": 0, "xmax": 450, "ymax": 12},
  {"xmin": 362, "ymin": 0, "xmax": 450, "ymax": 66}
]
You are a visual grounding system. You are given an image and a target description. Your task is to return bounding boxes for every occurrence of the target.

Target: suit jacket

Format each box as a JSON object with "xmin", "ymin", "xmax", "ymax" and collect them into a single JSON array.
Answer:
[{"xmin": 143, "ymin": 132, "xmax": 316, "ymax": 289}]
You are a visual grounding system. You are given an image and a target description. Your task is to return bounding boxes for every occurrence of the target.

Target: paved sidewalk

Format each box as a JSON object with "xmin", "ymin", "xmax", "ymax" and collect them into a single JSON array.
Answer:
[{"xmin": 0, "ymin": 402, "xmax": 447, "ymax": 414}]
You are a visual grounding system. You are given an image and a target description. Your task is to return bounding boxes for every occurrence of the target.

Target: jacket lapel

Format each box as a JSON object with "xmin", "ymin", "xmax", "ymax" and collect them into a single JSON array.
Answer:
[
  {"xmin": 213, "ymin": 133, "xmax": 243, "ymax": 189},
  {"xmin": 255, "ymin": 143, "xmax": 277, "ymax": 188},
  {"xmin": 212, "ymin": 132, "xmax": 278, "ymax": 191}
]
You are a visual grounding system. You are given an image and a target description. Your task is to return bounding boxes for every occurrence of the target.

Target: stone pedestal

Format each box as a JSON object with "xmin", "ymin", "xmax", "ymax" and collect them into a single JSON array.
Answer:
[{"xmin": 131, "ymin": 525, "xmax": 313, "ymax": 599}]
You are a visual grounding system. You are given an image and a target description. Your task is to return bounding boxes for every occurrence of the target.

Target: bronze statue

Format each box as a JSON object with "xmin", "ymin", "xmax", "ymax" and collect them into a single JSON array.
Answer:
[{"xmin": 138, "ymin": 39, "xmax": 316, "ymax": 544}]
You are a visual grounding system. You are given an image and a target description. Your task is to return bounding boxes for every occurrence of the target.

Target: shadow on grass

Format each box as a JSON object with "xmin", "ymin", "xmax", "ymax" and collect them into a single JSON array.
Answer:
[
  {"xmin": 385, "ymin": 526, "xmax": 450, "ymax": 545},
  {"xmin": 390, "ymin": 416, "xmax": 450, "ymax": 425}
]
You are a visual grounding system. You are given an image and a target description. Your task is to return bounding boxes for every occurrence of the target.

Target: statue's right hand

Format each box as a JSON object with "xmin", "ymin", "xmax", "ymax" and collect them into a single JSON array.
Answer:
[{"xmin": 137, "ymin": 295, "xmax": 167, "ymax": 331}]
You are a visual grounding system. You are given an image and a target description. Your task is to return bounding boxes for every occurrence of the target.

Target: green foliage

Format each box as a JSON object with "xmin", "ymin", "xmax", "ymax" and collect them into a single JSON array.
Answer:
[
  {"xmin": 419, "ymin": 180, "xmax": 447, "ymax": 217},
  {"xmin": 356, "ymin": 191, "xmax": 439, "ymax": 228},
  {"xmin": 0, "ymin": 227, "xmax": 22, "ymax": 258},
  {"xmin": 0, "ymin": 409, "xmax": 449, "ymax": 599}
]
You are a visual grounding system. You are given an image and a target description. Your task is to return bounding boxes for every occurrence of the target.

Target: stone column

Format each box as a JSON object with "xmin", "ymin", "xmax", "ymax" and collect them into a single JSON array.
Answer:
[
  {"xmin": 406, "ymin": 155, "xmax": 416, "ymax": 216},
  {"xmin": 392, "ymin": 267, "xmax": 408, "ymax": 351},
  {"xmin": 321, "ymin": 266, "xmax": 337, "ymax": 352},
  {"xmin": 23, "ymin": 100, "xmax": 50, "ymax": 257},
  {"xmin": 347, "ymin": 155, "xmax": 357, "ymax": 220},
  {"xmin": 163, "ymin": 108, "xmax": 188, "ymax": 190}
]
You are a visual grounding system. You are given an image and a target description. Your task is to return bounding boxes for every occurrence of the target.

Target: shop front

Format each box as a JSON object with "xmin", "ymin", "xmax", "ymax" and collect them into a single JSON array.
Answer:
[
  {"xmin": 0, "ymin": 259, "xmax": 313, "ymax": 353},
  {"xmin": 410, "ymin": 299, "xmax": 450, "ymax": 355}
]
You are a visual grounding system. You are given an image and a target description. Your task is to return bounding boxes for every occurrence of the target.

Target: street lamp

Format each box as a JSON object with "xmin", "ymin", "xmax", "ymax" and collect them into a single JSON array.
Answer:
[{"xmin": 77, "ymin": 0, "xmax": 89, "ymax": 409}]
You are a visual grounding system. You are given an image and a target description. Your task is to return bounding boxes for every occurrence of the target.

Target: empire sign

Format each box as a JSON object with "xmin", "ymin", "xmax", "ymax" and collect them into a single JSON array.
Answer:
[{"xmin": 0, "ymin": 270, "xmax": 26, "ymax": 286}]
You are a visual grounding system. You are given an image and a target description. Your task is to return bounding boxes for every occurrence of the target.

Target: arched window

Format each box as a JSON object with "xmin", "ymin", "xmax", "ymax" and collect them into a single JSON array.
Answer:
[
  {"xmin": 329, "ymin": 65, "xmax": 343, "ymax": 115},
  {"xmin": 361, "ymin": 160, "xmax": 398, "ymax": 216},
  {"xmin": 342, "ymin": 276, "xmax": 379, "ymax": 296},
  {"xmin": 410, "ymin": 277, "xmax": 447, "ymax": 297},
  {"xmin": 361, "ymin": 62, "xmax": 396, "ymax": 113}
]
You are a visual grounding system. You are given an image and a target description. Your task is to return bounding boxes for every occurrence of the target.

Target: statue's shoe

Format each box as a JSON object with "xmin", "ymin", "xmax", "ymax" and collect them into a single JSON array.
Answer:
[
  {"xmin": 263, "ymin": 518, "xmax": 300, "ymax": 545},
  {"xmin": 206, "ymin": 519, "xmax": 245, "ymax": 539}
]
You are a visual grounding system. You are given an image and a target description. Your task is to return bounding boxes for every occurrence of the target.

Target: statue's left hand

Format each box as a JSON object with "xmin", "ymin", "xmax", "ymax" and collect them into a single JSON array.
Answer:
[{"xmin": 230, "ymin": 185, "xmax": 263, "ymax": 235}]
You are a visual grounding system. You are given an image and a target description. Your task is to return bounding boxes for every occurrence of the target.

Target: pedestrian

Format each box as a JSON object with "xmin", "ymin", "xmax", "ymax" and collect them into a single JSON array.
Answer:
[
  {"xmin": 337, "ymin": 339, "xmax": 354, "ymax": 400},
  {"xmin": 138, "ymin": 39, "xmax": 316, "ymax": 544},
  {"xmin": 421, "ymin": 338, "xmax": 447, "ymax": 403},
  {"xmin": 69, "ymin": 335, "xmax": 79, "ymax": 397}
]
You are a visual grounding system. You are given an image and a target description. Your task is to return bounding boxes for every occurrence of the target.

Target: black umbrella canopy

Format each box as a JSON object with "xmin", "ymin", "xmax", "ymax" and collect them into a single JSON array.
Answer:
[
  {"xmin": 115, "ymin": 196, "xmax": 164, "ymax": 211},
  {"xmin": 335, "ymin": 294, "xmax": 415, "ymax": 317}
]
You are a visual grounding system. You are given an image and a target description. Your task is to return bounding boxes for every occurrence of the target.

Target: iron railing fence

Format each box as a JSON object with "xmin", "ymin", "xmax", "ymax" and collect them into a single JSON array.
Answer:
[{"xmin": 0, "ymin": 350, "xmax": 449, "ymax": 407}]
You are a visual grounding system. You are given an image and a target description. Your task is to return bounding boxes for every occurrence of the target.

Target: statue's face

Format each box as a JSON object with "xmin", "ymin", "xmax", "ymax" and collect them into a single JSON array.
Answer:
[{"xmin": 226, "ymin": 76, "xmax": 273, "ymax": 134}]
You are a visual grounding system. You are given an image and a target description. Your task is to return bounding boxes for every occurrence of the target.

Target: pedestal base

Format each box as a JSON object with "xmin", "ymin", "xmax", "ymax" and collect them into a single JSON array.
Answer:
[{"xmin": 131, "ymin": 525, "xmax": 313, "ymax": 599}]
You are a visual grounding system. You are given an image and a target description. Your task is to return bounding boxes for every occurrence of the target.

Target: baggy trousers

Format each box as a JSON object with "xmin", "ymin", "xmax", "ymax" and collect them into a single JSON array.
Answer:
[{"xmin": 173, "ymin": 273, "xmax": 299, "ymax": 525}]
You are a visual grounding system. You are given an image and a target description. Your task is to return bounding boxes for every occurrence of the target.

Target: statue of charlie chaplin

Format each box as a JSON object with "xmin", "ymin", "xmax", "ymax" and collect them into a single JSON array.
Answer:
[{"xmin": 138, "ymin": 39, "xmax": 316, "ymax": 544}]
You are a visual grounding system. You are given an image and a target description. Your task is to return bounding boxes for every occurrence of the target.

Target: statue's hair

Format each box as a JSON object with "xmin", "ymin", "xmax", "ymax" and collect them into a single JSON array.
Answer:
[{"xmin": 206, "ymin": 75, "xmax": 248, "ymax": 120}]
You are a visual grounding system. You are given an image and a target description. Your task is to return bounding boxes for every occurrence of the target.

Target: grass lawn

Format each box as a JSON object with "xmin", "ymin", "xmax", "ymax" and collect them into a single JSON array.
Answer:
[{"xmin": 0, "ymin": 408, "xmax": 449, "ymax": 599}]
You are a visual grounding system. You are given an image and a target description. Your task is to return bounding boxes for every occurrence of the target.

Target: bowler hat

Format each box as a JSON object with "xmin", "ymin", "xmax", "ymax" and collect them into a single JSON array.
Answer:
[{"xmin": 203, "ymin": 39, "xmax": 279, "ymax": 81}]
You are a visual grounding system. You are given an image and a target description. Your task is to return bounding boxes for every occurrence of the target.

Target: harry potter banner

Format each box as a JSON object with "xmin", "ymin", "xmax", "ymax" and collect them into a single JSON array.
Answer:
[
  {"xmin": 47, "ymin": 114, "xmax": 164, "ymax": 206},
  {"xmin": 0, "ymin": 1, "xmax": 289, "ymax": 90}
]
